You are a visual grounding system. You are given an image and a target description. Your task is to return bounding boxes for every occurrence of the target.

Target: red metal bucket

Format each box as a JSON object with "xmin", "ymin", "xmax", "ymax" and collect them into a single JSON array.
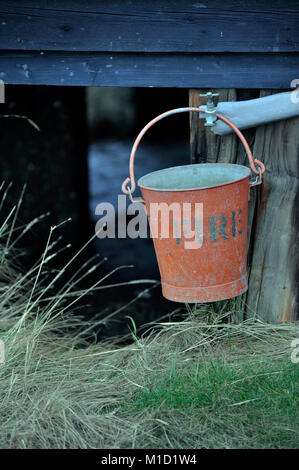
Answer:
[{"xmin": 122, "ymin": 107, "xmax": 265, "ymax": 303}]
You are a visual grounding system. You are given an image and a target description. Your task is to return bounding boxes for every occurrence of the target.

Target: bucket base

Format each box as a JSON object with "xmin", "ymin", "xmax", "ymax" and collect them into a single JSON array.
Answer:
[{"xmin": 162, "ymin": 275, "xmax": 248, "ymax": 303}]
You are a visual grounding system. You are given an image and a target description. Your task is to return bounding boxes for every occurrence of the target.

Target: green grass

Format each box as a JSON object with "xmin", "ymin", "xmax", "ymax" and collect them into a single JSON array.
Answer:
[
  {"xmin": 121, "ymin": 356, "xmax": 298, "ymax": 448},
  {"xmin": 128, "ymin": 358, "xmax": 298, "ymax": 412}
]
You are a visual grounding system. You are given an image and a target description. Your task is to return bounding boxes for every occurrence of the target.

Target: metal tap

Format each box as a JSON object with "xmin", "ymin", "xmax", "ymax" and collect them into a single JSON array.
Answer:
[{"xmin": 199, "ymin": 92, "xmax": 219, "ymax": 127}]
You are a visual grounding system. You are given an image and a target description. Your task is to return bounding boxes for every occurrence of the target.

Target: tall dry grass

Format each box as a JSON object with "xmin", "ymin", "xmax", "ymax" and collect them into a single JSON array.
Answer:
[{"xmin": 0, "ymin": 184, "xmax": 298, "ymax": 448}]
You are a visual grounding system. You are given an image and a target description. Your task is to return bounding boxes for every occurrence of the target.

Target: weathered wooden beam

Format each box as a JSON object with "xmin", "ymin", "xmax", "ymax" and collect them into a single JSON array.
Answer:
[
  {"xmin": 189, "ymin": 88, "xmax": 298, "ymax": 322},
  {"xmin": 1, "ymin": 51, "xmax": 298, "ymax": 88},
  {"xmin": 246, "ymin": 90, "xmax": 299, "ymax": 322},
  {"xmin": 1, "ymin": 1, "xmax": 298, "ymax": 53}
]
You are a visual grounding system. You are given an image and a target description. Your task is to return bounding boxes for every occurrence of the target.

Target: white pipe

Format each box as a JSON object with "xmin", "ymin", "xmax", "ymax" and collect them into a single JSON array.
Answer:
[{"xmin": 212, "ymin": 91, "xmax": 299, "ymax": 135}]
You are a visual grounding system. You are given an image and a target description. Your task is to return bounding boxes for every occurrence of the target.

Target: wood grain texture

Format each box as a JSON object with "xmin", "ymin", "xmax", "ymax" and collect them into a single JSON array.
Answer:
[
  {"xmin": 246, "ymin": 90, "xmax": 298, "ymax": 322},
  {"xmin": 1, "ymin": 0, "xmax": 298, "ymax": 53},
  {"xmin": 1, "ymin": 1, "xmax": 298, "ymax": 87},
  {"xmin": 1, "ymin": 51, "xmax": 298, "ymax": 88},
  {"xmin": 189, "ymin": 89, "xmax": 298, "ymax": 322}
]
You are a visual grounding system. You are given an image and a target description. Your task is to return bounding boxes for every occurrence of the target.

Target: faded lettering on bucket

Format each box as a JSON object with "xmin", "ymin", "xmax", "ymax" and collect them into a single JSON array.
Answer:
[
  {"xmin": 210, "ymin": 210, "xmax": 243, "ymax": 242},
  {"xmin": 148, "ymin": 202, "xmax": 203, "ymax": 249}
]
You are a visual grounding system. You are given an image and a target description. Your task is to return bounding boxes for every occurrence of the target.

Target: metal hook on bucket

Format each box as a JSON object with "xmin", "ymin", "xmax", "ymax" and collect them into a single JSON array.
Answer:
[
  {"xmin": 121, "ymin": 107, "xmax": 265, "ymax": 200},
  {"xmin": 127, "ymin": 186, "xmax": 145, "ymax": 204},
  {"xmin": 249, "ymin": 162, "xmax": 264, "ymax": 186}
]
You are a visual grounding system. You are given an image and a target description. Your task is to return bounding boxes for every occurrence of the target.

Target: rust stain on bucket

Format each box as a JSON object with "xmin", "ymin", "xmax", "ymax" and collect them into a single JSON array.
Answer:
[
  {"xmin": 139, "ymin": 163, "xmax": 250, "ymax": 303},
  {"xmin": 122, "ymin": 107, "xmax": 265, "ymax": 304}
]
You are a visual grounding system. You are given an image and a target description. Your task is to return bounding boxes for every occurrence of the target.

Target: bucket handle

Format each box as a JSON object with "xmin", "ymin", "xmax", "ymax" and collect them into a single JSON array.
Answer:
[{"xmin": 121, "ymin": 107, "xmax": 265, "ymax": 202}]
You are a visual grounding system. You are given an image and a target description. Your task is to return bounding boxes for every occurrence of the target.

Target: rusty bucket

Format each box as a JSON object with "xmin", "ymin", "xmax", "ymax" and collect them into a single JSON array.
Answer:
[{"xmin": 122, "ymin": 107, "xmax": 265, "ymax": 303}]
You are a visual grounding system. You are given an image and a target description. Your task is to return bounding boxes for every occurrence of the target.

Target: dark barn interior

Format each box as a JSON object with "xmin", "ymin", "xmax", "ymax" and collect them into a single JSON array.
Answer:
[{"xmin": 0, "ymin": 85, "xmax": 192, "ymax": 339}]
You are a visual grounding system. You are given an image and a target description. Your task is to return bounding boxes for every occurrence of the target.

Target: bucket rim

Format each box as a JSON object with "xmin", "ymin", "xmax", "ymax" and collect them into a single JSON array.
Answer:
[{"xmin": 138, "ymin": 162, "xmax": 251, "ymax": 192}]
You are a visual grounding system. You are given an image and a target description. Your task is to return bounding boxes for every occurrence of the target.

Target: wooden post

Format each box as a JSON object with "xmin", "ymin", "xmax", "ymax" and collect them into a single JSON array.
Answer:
[
  {"xmin": 189, "ymin": 89, "xmax": 298, "ymax": 322},
  {"xmin": 247, "ymin": 90, "xmax": 299, "ymax": 322}
]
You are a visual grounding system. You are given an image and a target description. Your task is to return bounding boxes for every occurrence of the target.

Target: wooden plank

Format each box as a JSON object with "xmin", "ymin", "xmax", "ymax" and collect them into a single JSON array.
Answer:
[
  {"xmin": 0, "ymin": 1, "xmax": 298, "ymax": 53},
  {"xmin": 1, "ymin": 51, "xmax": 298, "ymax": 88},
  {"xmin": 189, "ymin": 88, "xmax": 298, "ymax": 322},
  {"xmin": 246, "ymin": 90, "xmax": 299, "ymax": 322}
]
